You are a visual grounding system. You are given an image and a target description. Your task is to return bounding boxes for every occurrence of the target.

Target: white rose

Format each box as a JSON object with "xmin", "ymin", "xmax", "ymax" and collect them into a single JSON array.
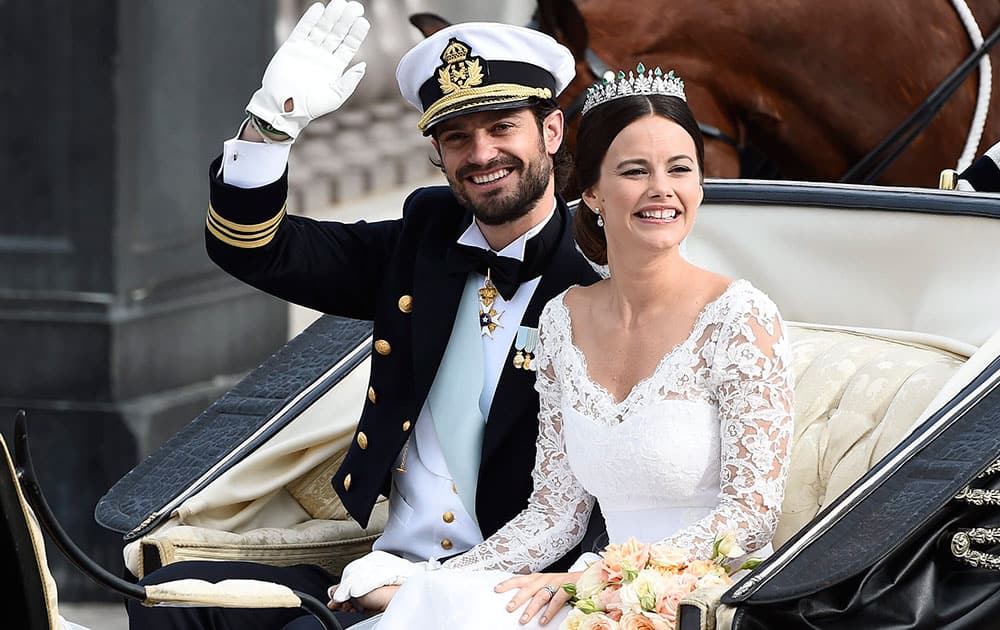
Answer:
[
  {"xmin": 576, "ymin": 561, "xmax": 608, "ymax": 599},
  {"xmin": 562, "ymin": 608, "xmax": 591, "ymax": 630},
  {"xmin": 696, "ymin": 572, "xmax": 732, "ymax": 589},
  {"xmin": 716, "ymin": 531, "xmax": 745, "ymax": 559},
  {"xmin": 619, "ymin": 569, "xmax": 665, "ymax": 613}
]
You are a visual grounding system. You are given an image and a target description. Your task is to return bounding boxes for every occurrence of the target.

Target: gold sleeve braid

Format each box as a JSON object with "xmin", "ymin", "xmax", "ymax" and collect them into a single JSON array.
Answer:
[{"xmin": 206, "ymin": 204, "xmax": 285, "ymax": 248}]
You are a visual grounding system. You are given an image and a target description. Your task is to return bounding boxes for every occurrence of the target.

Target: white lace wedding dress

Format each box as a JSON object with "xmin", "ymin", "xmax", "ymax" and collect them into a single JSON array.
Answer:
[{"xmin": 371, "ymin": 280, "xmax": 794, "ymax": 630}]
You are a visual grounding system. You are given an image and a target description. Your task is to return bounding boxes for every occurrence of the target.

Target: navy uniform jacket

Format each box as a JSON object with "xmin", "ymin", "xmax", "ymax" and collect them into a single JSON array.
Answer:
[{"xmin": 205, "ymin": 156, "xmax": 600, "ymax": 543}]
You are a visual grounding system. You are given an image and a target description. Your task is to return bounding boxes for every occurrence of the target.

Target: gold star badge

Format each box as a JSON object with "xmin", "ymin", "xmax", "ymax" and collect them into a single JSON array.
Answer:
[{"xmin": 478, "ymin": 269, "xmax": 504, "ymax": 338}]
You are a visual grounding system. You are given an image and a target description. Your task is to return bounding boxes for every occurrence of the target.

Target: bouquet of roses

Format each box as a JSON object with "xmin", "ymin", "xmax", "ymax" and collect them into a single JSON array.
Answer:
[{"xmin": 559, "ymin": 532, "xmax": 759, "ymax": 630}]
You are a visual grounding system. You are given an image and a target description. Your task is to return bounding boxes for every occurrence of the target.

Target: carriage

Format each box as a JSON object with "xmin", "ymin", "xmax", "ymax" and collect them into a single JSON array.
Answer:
[
  {"xmin": 6, "ymin": 0, "xmax": 1000, "ymax": 625},
  {"xmin": 4, "ymin": 168, "xmax": 1000, "ymax": 630}
]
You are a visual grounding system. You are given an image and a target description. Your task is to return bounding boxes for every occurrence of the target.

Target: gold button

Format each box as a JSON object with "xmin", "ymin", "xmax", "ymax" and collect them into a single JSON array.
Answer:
[
  {"xmin": 452, "ymin": 483, "xmax": 459, "ymax": 494},
  {"xmin": 442, "ymin": 511, "xmax": 455, "ymax": 523},
  {"xmin": 357, "ymin": 432, "xmax": 368, "ymax": 449},
  {"xmin": 441, "ymin": 538, "xmax": 453, "ymax": 550},
  {"xmin": 367, "ymin": 387, "xmax": 377, "ymax": 404},
  {"xmin": 398, "ymin": 295, "xmax": 413, "ymax": 313},
  {"xmin": 343, "ymin": 474, "xmax": 352, "ymax": 491},
  {"xmin": 374, "ymin": 339, "xmax": 391, "ymax": 355},
  {"xmin": 402, "ymin": 420, "xmax": 412, "ymax": 431}
]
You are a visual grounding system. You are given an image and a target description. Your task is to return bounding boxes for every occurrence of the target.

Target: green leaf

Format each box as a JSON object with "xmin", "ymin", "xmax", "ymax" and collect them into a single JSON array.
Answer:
[
  {"xmin": 576, "ymin": 597, "xmax": 604, "ymax": 615},
  {"xmin": 710, "ymin": 535, "xmax": 723, "ymax": 561},
  {"xmin": 562, "ymin": 583, "xmax": 577, "ymax": 601},
  {"xmin": 738, "ymin": 557, "xmax": 763, "ymax": 571}
]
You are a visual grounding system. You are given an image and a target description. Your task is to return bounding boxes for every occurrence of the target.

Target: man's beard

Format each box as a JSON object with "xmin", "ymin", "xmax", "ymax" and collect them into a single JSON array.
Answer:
[{"xmin": 449, "ymin": 148, "xmax": 552, "ymax": 226}]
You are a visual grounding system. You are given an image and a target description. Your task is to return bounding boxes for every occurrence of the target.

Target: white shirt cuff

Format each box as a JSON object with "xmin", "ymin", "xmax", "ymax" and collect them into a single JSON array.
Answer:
[
  {"xmin": 568, "ymin": 551, "xmax": 602, "ymax": 572},
  {"xmin": 220, "ymin": 138, "xmax": 291, "ymax": 188}
]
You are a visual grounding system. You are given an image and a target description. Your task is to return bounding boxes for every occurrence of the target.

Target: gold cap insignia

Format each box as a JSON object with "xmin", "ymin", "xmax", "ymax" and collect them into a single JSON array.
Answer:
[{"xmin": 437, "ymin": 38, "xmax": 484, "ymax": 94}]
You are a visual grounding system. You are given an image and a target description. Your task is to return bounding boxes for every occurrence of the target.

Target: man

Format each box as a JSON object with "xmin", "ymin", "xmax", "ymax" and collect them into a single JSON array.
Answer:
[{"xmin": 127, "ymin": 2, "xmax": 599, "ymax": 628}]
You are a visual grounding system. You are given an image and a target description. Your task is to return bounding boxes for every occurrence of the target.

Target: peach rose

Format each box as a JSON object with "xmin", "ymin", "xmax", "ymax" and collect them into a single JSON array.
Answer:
[
  {"xmin": 647, "ymin": 545, "xmax": 687, "ymax": 573},
  {"xmin": 685, "ymin": 559, "xmax": 718, "ymax": 578},
  {"xmin": 602, "ymin": 538, "xmax": 651, "ymax": 582},
  {"xmin": 656, "ymin": 589, "xmax": 684, "ymax": 626},
  {"xmin": 618, "ymin": 612, "xmax": 659, "ymax": 630},
  {"xmin": 598, "ymin": 584, "xmax": 623, "ymax": 610}
]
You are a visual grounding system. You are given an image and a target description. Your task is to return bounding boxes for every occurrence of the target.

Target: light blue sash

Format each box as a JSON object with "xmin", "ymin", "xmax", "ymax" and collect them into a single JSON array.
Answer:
[{"xmin": 427, "ymin": 275, "xmax": 486, "ymax": 521}]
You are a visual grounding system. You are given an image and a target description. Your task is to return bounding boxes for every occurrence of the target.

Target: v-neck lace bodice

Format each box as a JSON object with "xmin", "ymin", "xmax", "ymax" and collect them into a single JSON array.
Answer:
[
  {"xmin": 445, "ymin": 279, "xmax": 794, "ymax": 573},
  {"xmin": 562, "ymin": 280, "xmax": 743, "ymax": 414}
]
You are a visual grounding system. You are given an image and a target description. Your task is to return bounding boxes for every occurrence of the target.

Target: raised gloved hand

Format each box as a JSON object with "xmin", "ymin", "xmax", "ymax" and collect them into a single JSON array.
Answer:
[
  {"xmin": 246, "ymin": 0, "xmax": 370, "ymax": 140},
  {"xmin": 330, "ymin": 550, "xmax": 438, "ymax": 603}
]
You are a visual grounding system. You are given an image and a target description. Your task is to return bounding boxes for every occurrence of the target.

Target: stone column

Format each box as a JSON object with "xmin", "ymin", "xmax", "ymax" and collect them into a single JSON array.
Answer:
[{"xmin": 1, "ymin": 0, "xmax": 283, "ymax": 600}]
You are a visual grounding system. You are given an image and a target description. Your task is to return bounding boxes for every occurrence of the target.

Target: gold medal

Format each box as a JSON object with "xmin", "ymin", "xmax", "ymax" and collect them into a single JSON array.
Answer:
[
  {"xmin": 479, "ymin": 269, "xmax": 504, "ymax": 337},
  {"xmin": 513, "ymin": 350, "xmax": 525, "ymax": 368},
  {"xmin": 512, "ymin": 326, "xmax": 539, "ymax": 370}
]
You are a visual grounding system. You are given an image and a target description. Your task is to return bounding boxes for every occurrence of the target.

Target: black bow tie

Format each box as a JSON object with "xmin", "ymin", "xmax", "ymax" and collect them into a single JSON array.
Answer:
[
  {"xmin": 447, "ymin": 246, "xmax": 524, "ymax": 300},
  {"xmin": 445, "ymin": 205, "xmax": 564, "ymax": 301}
]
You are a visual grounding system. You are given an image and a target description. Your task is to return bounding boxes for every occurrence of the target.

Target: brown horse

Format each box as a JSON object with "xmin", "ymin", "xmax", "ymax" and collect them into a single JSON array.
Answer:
[{"xmin": 411, "ymin": 1, "xmax": 1000, "ymax": 196}]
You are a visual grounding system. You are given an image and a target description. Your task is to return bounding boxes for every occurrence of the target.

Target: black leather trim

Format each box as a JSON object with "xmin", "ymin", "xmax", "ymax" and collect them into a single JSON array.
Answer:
[
  {"xmin": 698, "ymin": 180, "xmax": 1000, "ymax": 218},
  {"xmin": 95, "ymin": 314, "xmax": 373, "ymax": 539}
]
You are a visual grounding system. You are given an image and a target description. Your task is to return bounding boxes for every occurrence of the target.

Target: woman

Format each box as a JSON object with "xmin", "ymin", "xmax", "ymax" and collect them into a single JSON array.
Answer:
[{"xmin": 368, "ymin": 67, "xmax": 794, "ymax": 629}]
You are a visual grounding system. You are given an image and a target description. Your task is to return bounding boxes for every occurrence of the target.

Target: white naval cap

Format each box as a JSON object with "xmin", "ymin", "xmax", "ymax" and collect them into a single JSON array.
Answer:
[{"xmin": 395, "ymin": 22, "xmax": 575, "ymax": 134}]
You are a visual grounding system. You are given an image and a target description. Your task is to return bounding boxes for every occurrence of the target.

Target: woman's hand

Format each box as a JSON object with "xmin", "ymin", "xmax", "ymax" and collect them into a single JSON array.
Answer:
[{"xmin": 495, "ymin": 571, "xmax": 581, "ymax": 626}]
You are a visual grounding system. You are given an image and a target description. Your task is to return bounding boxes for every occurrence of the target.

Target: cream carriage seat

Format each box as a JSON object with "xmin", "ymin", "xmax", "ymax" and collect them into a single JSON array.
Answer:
[
  {"xmin": 774, "ymin": 323, "xmax": 966, "ymax": 548},
  {"xmin": 127, "ymin": 321, "xmax": 968, "ymax": 585}
]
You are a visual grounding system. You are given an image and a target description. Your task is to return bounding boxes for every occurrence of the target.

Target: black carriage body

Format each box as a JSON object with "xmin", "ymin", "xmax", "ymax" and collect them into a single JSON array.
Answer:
[{"xmin": 95, "ymin": 314, "xmax": 373, "ymax": 541}]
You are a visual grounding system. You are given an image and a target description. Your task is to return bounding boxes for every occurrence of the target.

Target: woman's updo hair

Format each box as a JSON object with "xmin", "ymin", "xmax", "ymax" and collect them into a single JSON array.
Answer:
[{"xmin": 572, "ymin": 94, "xmax": 705, "ymax": 265}]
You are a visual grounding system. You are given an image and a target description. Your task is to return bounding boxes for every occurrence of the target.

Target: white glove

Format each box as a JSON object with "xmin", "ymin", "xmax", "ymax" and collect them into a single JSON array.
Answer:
[
  {"xmin": 246, "ymin": 0, "xmax": 371, "ymax": 140},
  {"xmin": 330, "ymin": 550, "xmax": 437, "ymax": 602}
]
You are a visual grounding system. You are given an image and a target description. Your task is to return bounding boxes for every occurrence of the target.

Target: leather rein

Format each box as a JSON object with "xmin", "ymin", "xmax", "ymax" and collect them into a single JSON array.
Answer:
[{"xmin": 840, "ymin": 20, "xmax": 1000, "ymax": 184}]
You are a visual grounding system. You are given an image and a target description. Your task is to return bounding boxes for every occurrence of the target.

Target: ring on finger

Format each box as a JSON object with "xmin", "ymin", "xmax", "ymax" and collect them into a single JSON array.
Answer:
[{"xmin": 541, "ymin": 585, "xmax": 558, "ymax": 597}]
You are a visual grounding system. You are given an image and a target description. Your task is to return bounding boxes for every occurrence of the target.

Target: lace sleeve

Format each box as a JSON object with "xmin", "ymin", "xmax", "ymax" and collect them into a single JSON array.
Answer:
[
  {"xmin": 655, "ymin": 292, "xmax": 794, "ymax": 560},
  {"xmin": 444, "ymin": 300, "xmax": 596, "ymax": 573}
]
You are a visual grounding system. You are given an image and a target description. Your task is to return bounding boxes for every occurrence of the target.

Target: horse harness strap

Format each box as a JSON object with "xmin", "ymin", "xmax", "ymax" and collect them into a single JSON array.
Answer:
[{"xmin": 840, "ymin": 20, "xmax": 1000, "ymax": 185}]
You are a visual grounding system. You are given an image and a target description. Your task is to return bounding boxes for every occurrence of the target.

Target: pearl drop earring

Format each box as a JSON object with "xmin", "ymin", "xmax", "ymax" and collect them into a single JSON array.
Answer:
[{"xmin": 592, "ymin": 207, "xmax": 604, "ymax": 228}]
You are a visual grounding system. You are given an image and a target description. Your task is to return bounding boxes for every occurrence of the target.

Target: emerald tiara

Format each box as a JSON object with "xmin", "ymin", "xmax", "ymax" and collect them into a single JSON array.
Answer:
[{"xmin": 581, "ymin": 63, "xmax": 686, "ymax": 116}]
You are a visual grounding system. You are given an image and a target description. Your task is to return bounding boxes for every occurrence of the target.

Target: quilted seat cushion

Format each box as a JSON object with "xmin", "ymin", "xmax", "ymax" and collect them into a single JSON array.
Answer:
[
  {"xmin": 776, "ymin": 324, "xmax": 966, "ymax": 547},
  {"xmin": 137, "ymin": 501, "xmax": 388, "ymax": 579}
]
